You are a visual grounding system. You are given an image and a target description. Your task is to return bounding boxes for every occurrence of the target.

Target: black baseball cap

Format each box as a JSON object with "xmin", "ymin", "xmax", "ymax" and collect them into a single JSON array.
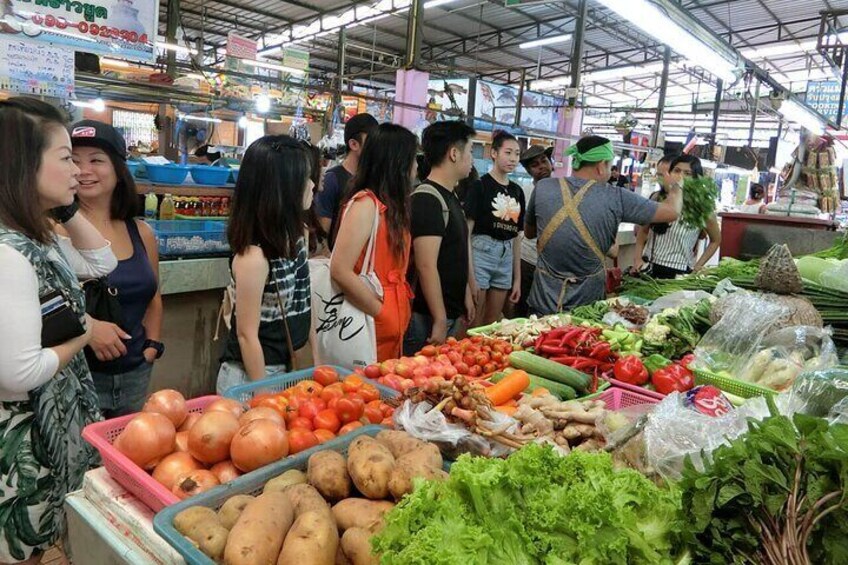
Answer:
[
  {"xmin": 69, "ymin": 120, "xmax": 127, "ymax": 160},
  {"xmin": 520, "ymin": 145, "xmax": 553, "ymax": 168},
  {"xmin": 344, "ymin": 113, "xmax": 378, "ymax": 148}
]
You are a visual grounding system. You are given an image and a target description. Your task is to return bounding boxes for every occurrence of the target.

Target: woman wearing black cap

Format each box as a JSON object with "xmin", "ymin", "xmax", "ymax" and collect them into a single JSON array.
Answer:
[{"xmin": 63, "ymin": 120, "xmax": 164, "ymax": 417}]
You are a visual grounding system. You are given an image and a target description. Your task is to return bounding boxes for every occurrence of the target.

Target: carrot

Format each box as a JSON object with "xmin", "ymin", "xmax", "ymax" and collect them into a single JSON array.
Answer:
[
  {"xmin": 495, "ymin": 405, "xmax": 518, "ymax": 416},
  {"xmin": 485, "ymin": 370, "xmax": 530, "ymax": 406}
]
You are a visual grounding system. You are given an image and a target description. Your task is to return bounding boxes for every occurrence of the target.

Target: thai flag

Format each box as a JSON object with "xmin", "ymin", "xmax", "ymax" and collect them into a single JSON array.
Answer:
[{"xmin": 683, "ymin": 129, "xmax": 700, "ymax": 154}]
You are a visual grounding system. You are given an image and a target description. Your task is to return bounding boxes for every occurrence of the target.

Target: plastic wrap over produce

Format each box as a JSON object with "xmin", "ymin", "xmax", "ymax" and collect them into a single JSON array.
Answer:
[
  {"xmin": 393, "ymin": 399, "xmax": 515, "ymax": 458},
  {"xmin": 692, "ymin": 290, "xmax": 790, "ymax": 375}
]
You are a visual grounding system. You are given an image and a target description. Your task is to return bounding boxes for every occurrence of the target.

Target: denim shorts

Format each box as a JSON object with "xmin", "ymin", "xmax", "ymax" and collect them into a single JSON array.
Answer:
[
  {"xmin": 472, "ymin": 234, "xmax": 514, "ymax": 291},
  {"xmin": 91, "ymin": 361, "xmax": 154, "ymax": 419},
  {"xmin": 216, "ymin": 361, "xmax": 288, "ymax": 396},
  {"xmin": 403, "ymin": 312, "xmax": 461, "ymax": 356}
]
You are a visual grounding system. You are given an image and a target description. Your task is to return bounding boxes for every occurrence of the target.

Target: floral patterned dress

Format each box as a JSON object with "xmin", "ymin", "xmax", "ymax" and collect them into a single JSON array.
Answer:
[{"xmin": 0, "ymin": 226, "xmax": 101, "ymax": 561}]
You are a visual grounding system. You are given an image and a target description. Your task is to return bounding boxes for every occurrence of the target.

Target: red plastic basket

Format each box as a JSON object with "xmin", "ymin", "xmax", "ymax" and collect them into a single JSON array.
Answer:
[
  {"xmin": 81, "ymin": 395, "xmax": 220, "ymax": 513},
  {"xmin": 596, "ymin": 386, "xmax": 661, "ymax": 410}
]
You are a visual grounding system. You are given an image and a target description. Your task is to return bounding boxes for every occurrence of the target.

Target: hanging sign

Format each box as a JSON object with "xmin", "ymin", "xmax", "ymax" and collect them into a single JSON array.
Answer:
[
  {"xmin": 226, "ymin": 32, "xmax": 257, "ymax": 60},
  {"xmin": 282, "ymin": 47, "xmax": 309, "ymax": 71},
  {"xmin": 0, "ymin": 0, "xmax": 158, "ymax": 60},
  {"xmin": 0, "ymin": 37, "xmax": 73, "ymax": 98},
  {"xmin": 806, "ymin": 80, "xmax": 847, "ymax": 124}
]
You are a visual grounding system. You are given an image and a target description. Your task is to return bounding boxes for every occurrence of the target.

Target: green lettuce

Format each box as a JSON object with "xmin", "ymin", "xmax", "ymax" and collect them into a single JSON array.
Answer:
[{"xmin": 372, "ymin": 444, "xmax": 683, "ymax": 565}]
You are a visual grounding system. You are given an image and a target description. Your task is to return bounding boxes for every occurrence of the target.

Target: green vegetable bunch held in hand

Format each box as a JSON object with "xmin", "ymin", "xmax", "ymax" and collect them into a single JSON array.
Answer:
[
  {"xmin": 373, "ymin": 444, "xmax": 684, "ymax": 565},
  {"xmin": 680, "ymin": 176, "xmax": 719, "ymax": 230},
  {"xmin": 679, "ymin": 407, "xmax": 848, "ymax": 564}
]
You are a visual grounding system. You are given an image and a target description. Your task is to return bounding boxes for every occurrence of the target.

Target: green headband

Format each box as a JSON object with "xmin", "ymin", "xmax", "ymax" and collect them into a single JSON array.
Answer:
[{"xmin": 566, "ymin": 141, "xmax": 614, "ymax": 169}]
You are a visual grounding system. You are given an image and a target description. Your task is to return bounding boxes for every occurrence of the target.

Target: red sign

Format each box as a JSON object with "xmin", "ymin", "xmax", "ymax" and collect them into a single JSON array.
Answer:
[{"xmin": 226, "ymin": 33, "xmax": 257, "ymax": 60}]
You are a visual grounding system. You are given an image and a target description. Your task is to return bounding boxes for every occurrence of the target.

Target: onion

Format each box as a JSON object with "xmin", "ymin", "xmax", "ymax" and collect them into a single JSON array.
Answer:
[
  {"xmin": 152, "ymin": 452, "xmax": 204, "ymax": 490},
  {"xmin": 188, "ymin": 411, "xmax": 240, "ymax": 464},
  {"xmin": 114, "ymin": 412, "xmax": 176, "ymax": 470},
  {"xmin": 230, "ymin": 420, "xmax": 290, "ymax": 472},
  {"xmin": 142, "ymin": 389, "xmax": 188, "ymax": 427},
  {"xmin": 172, "ymin": 470, "xmax": 220, "ymax": 500},
  {"xmin": 178, "ymin": 412, "xmax": 202, "ymax": 432},
  {"xmin": 204, "ymin": 397, "xmax": 246, "ymax": 419},
  {"xmin": 239, "ymin": 407, "xmax": 285, "ymax": 428},
  {"xmin": 210, "ymin": 460, "xmax": 241, "ymax": 484},
  {"xmin": 174, "ymin": 431, "xmax": 189, "ymax": 453}
]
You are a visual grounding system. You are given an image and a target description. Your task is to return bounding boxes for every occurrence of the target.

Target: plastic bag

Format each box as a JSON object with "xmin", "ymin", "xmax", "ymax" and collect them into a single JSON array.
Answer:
[
  {"xmin": 782, "ymin": 366, "xmax": 848, "ymax": 417},
  {"xmin": 392, "ymin": 399, "xmax": 515, "ymax": 459},
  {"xmin": 819, "ymin": 261, "xmax": 848, "ymax": 293},
  {"xmin": 736, "ymin": 326, "xmax": 838, "ymax": 392},
  {"xmin": 712, "ymin": 278, "xmax": 740, "ymax": 298},
  {"xmin": 692, "ymin": 291, "xmax": 790, "ymax": 375},
  {"xmin": 648, "ymin": 290, "xmax": 712, "ymax": 315},
  {"xmin": 602, "ymin": 311, "xmax": 637, "ymax": 330}
]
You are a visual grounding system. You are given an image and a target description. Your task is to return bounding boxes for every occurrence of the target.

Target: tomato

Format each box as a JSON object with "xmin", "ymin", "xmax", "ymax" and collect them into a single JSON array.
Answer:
[
  {"xmin": 283, "ymin": 404, "xmax": 300, "ymax": 426},
  {"xmin": 468, "ymin": 365, "xmax": 482, "ymax": 378},
  {"xmin": 342, "ymin": 375, "xmax": 364, "ymax": 393},
  {"xmin": 482, "ymin": 362, "xmax": 496, "ymax": 375},
  {"xmin": 363, "ymin": 406, "xmax": 383, "ymax": 424},
  {"xmin": 420, "ymin": 345, "xmax": 437, "ymax": 357},
  {"xmin": 248, "ymin": 392, "xmax": 274, "ymax": 409},
  {"xmin": 295, "ymin": 380, "xmax": 324, "ymax": 397},
  {"xmin": 336, "ymin": 398, "xmax": 364, "ymax": 424},
  {"xmin": 314, "ymin": 409, "xmax": 341, "ymax": 433},
  {"xmin": 312, "ymin": 366, "xmax": 339, "ymax": 387},
  {"xmin": 382, "ymin": 375, "xmax": 403, "ymax": 392},
  {"xmin": 313, "ymin": 428, "xmax": 336, "ymax": 443},
  {"xmin": 289, "ymin": 416, "xmax": 314, "ymax": 431},
  {"xmin": 358, "ymin": 384, "xmax": 380, "ymax": 403},
  {"xmin": 380, "ymin": 417, "xmax": 394, "ymax": 426},
  {"xmin": 311, "ymin": 397, "xmax": 327, "ymax": 411},
  {"xmin": 491, "ymin": 351, "xmax": 503, "ymax": 363},
  {"xmin": 288, "ymin": 429, "xmax": 319, "ymax": 454},
  {"xmin": 338, "ymin": 421, "xmax": 363, "ymax": 435},
  {"xmin": 462, "ymin": 353, "xmax": 476, "ymax": 366},
  {"xmin": 255, "ymin": 396, "xmax": 288, "ymax": 416},
  {"xmin": 298, "ymin": 400, "xmax": 321, "ymax": 421},
  {"xmin": 320, "ymin": 383, "xmax": 345, "ymax": 403},
  {"xmin": 474, "ymin": 352, "xmax": 490, "ymax": 366},
  {"xmin": 327, "ymin": 397, "xmax": 340, "ymax": 411},
  {"xmin": 470, "ymin": 336, "xmax": 483, "ymax": 344},
  {"xmin": 380, "ymin": 403, "xmax": 394, "ymax": 417}
]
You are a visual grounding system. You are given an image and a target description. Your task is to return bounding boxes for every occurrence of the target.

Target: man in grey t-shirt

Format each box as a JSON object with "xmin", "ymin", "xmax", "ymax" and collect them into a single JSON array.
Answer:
[{"xmin": 525, "ymin": 136, "xmax": 682, "ymax": 314}]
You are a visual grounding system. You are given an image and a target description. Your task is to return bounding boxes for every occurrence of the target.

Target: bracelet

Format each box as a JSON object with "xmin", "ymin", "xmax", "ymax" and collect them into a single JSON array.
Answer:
[{"xmin": 50, "ymin": 201, "xmax": 79, "ymax": 224}]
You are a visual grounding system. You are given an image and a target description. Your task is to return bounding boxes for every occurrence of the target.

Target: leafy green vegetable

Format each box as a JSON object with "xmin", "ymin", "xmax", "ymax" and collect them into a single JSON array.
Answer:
[
  {"xmin": 680, "ymin": 177, "xmax": 719, "ymax": 230},
  {"xmin": 679, "ymin": 409, "xmax": 848, "ymax": 564},
  {"xmin": 641, "ymin": 300, "xmax": 712, "ymax": 359},
  {"xmin": 373, "ymin": 445, "xmax": 684, "ymax": 565}
]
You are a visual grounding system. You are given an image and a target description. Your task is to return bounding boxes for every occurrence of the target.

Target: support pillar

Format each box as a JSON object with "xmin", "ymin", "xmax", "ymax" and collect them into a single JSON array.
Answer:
[
  {"xmin": 165, "ymin": 0, "xmax": 180, "ymax": 77},
  {"xmin": 708, "ymin": 79, "xmax": 723, "ymax": 158},
  {"xmin": 552, "ymin": 106, "xmax": 583, "ymax": 178},
  {"xmin": 336, "ymin": 26, "xmax": 347, "ymax": 101},
  {"xmin": 394, "ymin": 69, "xmax": 430, "ymax": 130},
  {"xmin": 569, "ymin": 0, "xmax": 588, "ymax": 108},
  {"xmin": 405, "ymin": 0, "xmax": 425, "ymax": 70},
  {"xmin": 652, "ymin": 47, "xmax": 671, "ymax": 148},
  {"xmin": 747, "ymin": 78, "xmax": 761, "ymax": 146}
]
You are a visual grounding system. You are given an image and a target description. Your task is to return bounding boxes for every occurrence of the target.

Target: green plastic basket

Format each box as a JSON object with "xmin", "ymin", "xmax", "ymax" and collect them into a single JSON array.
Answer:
[{"xmin": 693, "ymin": 368, "xmax": 776, "ymax": 399}]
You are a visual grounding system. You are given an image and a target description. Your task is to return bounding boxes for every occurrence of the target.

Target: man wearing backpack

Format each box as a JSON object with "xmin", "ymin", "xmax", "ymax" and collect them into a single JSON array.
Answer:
[{"xmin": 403, "ymin": 121, "xmax": 477, "ymax": 355}]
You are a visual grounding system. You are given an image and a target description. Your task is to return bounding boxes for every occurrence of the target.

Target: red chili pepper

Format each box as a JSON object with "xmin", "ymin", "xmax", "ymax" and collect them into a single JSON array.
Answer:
[
  {"xmin": 538, "ymin": 344, "xmax": 572, "ymax": 356},
  {"xmin": 613, "ymin": 355, "xmax": 649, "ymax": 386},
  {"xmin": 651, "ymin": 363, "xmax": 695, "ymax": 395},
  {"xmin": 559, "ymin": 327, "xmax": 584, "ymax": 347},
  {"xmin": 589, "ymin": 342, "xmax": 612, "ymax": 360}
]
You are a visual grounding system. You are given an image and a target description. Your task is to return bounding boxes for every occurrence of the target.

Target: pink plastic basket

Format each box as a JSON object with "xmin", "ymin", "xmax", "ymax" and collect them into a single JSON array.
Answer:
[
  {"xmin": 596, "ymin": 386, "xmax": 661, "ymax": 410},
  {"xmin": 604, "ymin": 378, "xmax": 666, "ymax": 401},
  {"xmin": 81, "ymin": 395, "xmax": 220, "ymax": 513}
]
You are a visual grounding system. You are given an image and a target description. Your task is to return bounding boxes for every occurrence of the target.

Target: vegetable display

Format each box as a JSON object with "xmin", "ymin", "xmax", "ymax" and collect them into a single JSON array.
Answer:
[
  {"xmin": 641, "ymin": 299, "xmax": 712, "ymax": 359},
  {"xmin": 476, "ymin": 314, "xmax": 571, "ymax": 348},
  {"xmin": 373, "ymin": 444, "xmax": 684, "ymax": 564},
  {"xmin": 532, "ymin": 325, "xmax": 618, "ymax": 383},
  {"xmin": 679, "ymin": 408, "xmax": 848, "ymax": 565}
]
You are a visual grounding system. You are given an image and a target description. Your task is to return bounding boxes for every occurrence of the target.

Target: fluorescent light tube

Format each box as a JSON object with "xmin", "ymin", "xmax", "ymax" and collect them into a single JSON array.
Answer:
[
  {"xmin": 519, "ymin": 34, "xmax": 572, "ymax": 50},
  {"xmin": 178, "ymin": 113, "xmax": 222, "ymax": 124},
  {"xmin": 778, "ymin": 99, "xmax": 825, "ymax": 135}
]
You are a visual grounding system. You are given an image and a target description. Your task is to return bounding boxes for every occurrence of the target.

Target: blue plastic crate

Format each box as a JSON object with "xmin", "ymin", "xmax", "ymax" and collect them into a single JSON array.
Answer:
[
  {"xmin": 153, "ymin": 426, "xmax": 388, "ymax": 565},
  {"xmin": 223, "ymin": 365, "xmax": 399, "ymax": 402},
  {"xmin": 146, "ymin": 163, "xmax": 190, "ymax": 184},
  {"xmin": 147, "ymin": 219, "xmax": 228, "ymax": 257},
  {"xmin": 190, "ymin": 165, "xmax": 232, "ymax": 186}
]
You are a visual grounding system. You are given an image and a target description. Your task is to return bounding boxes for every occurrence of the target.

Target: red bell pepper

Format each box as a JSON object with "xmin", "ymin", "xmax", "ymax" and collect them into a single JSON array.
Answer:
[
  {"xmin": 613, "ymin": 355, "xmax": 649, "ymax": 386},
  {"xmin": 651, "ymin": 363, "xmax": 695, "ymax": 395}
]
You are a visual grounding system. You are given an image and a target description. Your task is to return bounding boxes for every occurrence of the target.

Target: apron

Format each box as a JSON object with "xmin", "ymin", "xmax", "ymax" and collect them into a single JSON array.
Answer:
[
  {"xmin": 0, "ymin": 227, "xmax": 102, "ymax": 555},
  {"xmin": 528, "ymin": 179, "xmax": 608, "ymax": 314}
]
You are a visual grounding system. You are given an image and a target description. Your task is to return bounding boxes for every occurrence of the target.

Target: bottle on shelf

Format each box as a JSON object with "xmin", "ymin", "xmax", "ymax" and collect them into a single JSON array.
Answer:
[
  {"xmin": 159, "ymin": 193, "xmax": 176, "ymax": 220},
  {"xmin": 144, "ymin": 191, "xmax": 158, "ymax": 220}
]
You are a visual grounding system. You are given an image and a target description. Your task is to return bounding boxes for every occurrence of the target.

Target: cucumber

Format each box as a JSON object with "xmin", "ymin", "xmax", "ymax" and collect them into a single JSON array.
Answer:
[
  {"xmin": 490, "ymin": 371, "xmax": 576, "ymax": 400},
  {"xmin": 508, "ymin": 351, "xmax": 591, "ymax": 393}
]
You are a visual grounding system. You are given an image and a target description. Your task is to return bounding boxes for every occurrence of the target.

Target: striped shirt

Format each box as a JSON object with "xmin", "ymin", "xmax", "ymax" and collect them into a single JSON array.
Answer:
[{"xmin": 645, "ymin": 221, "xmax": 701, "ymax": 272}]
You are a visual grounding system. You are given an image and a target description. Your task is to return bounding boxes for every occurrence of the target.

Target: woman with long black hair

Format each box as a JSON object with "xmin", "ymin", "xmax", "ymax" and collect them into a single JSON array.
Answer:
[
  {"xmin": 637, "ymin": 154, "xmax": 721, "ymax": 278},
  {"xmin": 331, "ymin": 123, "xmax": 418, "ymax": 361},
  {"xmin": 217, "ymin": 135, "xmax": 313, "ymax": 393}
]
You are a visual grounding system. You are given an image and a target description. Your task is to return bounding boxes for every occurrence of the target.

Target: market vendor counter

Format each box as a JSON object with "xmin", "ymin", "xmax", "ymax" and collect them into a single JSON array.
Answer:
[
  {"xmin": 150, "ymin": 257, "xmax": 229, "ymax": 399},
  {"xmin": 615, "ymin": 224, "xmax": 639, "ymax": 269},
  {"xmin": 720, "ymin": 212, "xmax": 840, "ymax": 260}
]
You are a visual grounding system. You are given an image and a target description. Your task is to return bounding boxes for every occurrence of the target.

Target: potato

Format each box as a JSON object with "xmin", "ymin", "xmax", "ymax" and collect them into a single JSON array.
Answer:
[
  {"xmin": 388, "ymin": 450, "xmax": 448, "ymax": 500},
  {"xmin": 277, "ymin": 510, "xmax": 339, "ymax": 565},
  {"xmin": 375, "ymin": 430, "xmax": 438, "ymax": 460},
  {"xmin": 218, "ymin": 495, "xmax": 255, "ymax": 530},
  {"xmin": 173, "ymin": 506, "xmax": 229, "ymax": 561},
  {"xmin": 335, "ymin": 544, "xmax": 352, "ymax": 565},
  {"xmin": 331, "ymin": 499, "xmax": 394, "ymax": 532},
  {"xmin": 308, "ymin": 451, "xmax": 351, "ymax": 501},
  {"xmin": 346, "ymin": 436, "xmax": 395, "ymax": 500},
  {"xmin": 283, "ymin": 483, "xmax": 333, "ymax": 518},
  {"xmin": 264, "ymin": 469, "xmax": 307, "ymax": 493},
  {"xmin": 224, "ymin": 492, "xmax": 294, "ymax": 565},
  {"xmin": 341, "ymin": 527, "xmax": 379, "ymax": 565}
]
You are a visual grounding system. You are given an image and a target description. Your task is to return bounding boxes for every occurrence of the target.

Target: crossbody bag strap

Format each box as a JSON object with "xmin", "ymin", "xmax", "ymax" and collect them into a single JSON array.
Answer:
[
  {"xmin": 559, "ymin": 179, "xmax": 606, "ymax": 265},
  {"xmin": 271, "ymin": 263, "xmax": 298, "ymax": 371}
]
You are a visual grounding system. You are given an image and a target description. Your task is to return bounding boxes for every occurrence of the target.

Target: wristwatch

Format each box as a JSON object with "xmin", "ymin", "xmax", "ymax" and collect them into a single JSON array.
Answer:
[
  {"xmin": 50, "ymin": 201, "xmax": 79, "ymax": 224},
  {"xmin": 143, "ymin": 339, "xmax": 165, "ymax": 359}
]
